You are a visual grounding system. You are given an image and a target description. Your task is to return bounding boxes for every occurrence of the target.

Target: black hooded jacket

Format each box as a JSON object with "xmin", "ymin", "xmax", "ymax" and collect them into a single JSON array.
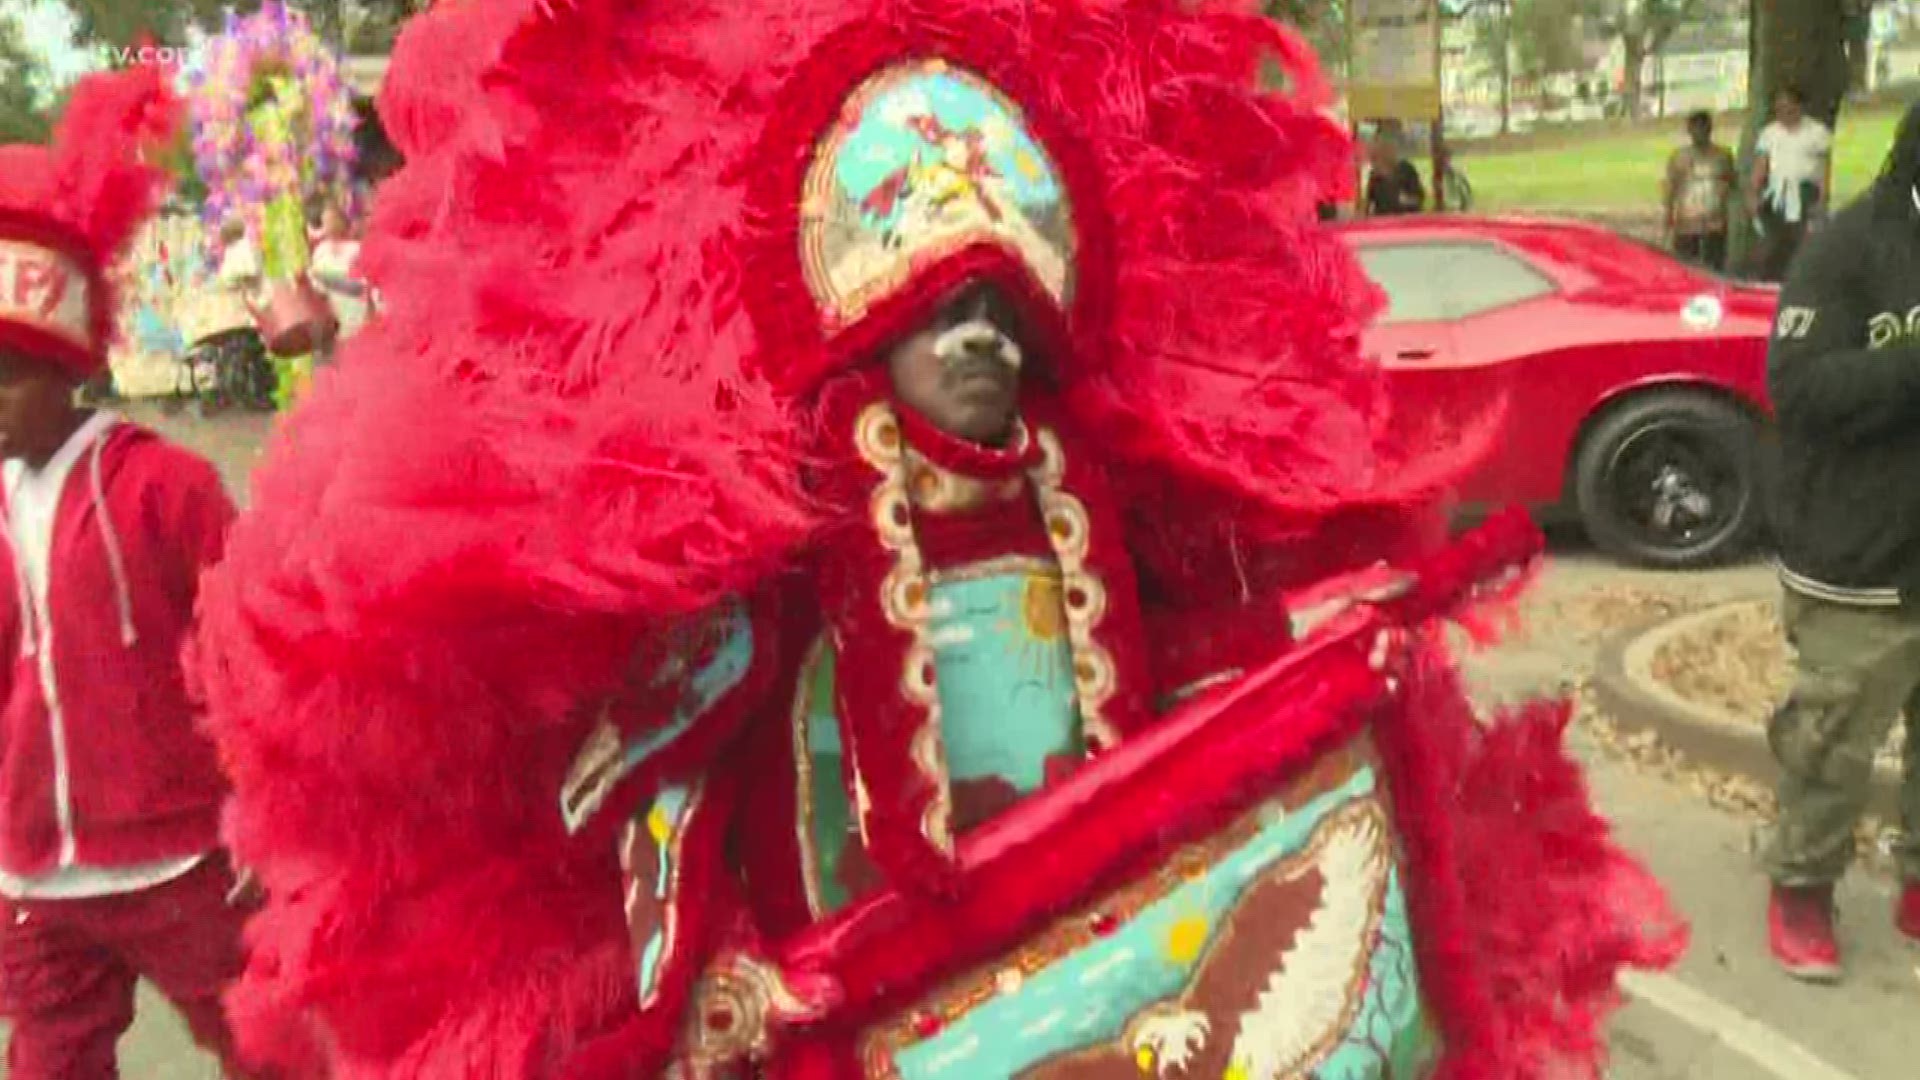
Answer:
[{"xmin": 1768, "ymin": 103, "xmax": 1920, "ymax": 605}]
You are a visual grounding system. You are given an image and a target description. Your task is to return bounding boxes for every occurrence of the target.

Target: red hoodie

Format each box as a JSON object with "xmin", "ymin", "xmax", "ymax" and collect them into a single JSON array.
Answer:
[{"xmin": 0, "ymin": 421, "xmax": 234, "ymax": 876}]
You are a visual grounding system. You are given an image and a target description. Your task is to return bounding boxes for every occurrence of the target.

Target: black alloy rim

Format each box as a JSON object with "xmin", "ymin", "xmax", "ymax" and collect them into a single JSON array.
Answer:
[{"xmin": 1604, "ymin": 419, "xmax": 1745, "ymax": 556}]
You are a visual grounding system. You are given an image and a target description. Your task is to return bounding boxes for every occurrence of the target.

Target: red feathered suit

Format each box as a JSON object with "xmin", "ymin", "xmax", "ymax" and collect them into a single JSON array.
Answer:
[{"xmin": 192, "ymin": 2, "xmax": 1685, "ymax": 1079}]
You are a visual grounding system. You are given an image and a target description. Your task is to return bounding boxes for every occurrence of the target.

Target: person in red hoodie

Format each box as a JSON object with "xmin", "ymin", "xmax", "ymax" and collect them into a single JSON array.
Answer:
[{"xmin": 0, "ymin": 67, "xmax": 258, "ymax": 1079}]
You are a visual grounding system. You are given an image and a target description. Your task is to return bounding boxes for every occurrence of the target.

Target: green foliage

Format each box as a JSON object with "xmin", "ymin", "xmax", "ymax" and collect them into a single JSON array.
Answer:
[
  {"xmin": 1580, "ymin": 0, "xmax": 1711, "ymax": 55},
  {"xmin": 338, "ymin": 1, "xmax": 418, "ymax": 54},
  {"xmin": 58, "ymin": 0, "xmax": 230, "ymax": 49},
  {"xmin": 1264, "ymin": 0, "xmax": 1332, "ymax": 27},
  {"xmin": 48, "ymin": 1, "xmax": 421, "ymax": 209},
  {"xmin": 1513, "ymin": 0, "xmax": 1588, "ymax": 80},
  {"xmin": 159, "ymin": 116, "xmax": 208, "ymax": 205},
  {"xmin": 54, "ymin": 1, "xmax": 419, "ymax": 54},
  {"xmin": 0, "ymin": 13, "xmax": 51, "ymax": 144},
  {"xmin": 1264, "ymin": 0, "xmax": 1349, "ymax": 64}
]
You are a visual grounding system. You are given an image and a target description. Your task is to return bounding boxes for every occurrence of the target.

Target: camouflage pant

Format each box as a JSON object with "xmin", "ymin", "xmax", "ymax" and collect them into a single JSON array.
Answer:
[{"xmin": 1764, "ymin": 593, "xmax": 1920, "ymax": 885}]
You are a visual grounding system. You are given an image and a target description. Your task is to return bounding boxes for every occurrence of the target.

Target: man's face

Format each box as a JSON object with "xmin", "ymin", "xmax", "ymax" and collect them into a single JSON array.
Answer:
[
  {"xmin": 886, "ymin": 282, "xmax": 1028, "ymax": 447},
  {"xmin": 0, "ymin": 349, "xmax": 80, "ymax": 465},
  {"xmin": 1689, "ymin": 118, "xmax": 1712, "ymax": 146},
  {"xmin": 1776, "ymin": 92, "xmax": 1803, "ymax": 124}
]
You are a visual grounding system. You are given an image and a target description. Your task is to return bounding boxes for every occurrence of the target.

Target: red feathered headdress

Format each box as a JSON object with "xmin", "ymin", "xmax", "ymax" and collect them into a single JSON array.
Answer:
[
  {"xmin": 735, "ymin": 4, "xmax": 1449, "ymax": 518},
  {"xmin": 197, "ymin": 2, "xmax": 1502, "ymax": 1073},
  {"xmin": 0, "ymin": 65, "xmax": 178, "ymax": 377}
]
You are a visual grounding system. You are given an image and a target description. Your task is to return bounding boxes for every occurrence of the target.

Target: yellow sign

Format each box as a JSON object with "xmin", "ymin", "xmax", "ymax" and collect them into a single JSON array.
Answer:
[{"xmin": 1347, "ymin": 0, "xmax": 1442, "ymax": 121}]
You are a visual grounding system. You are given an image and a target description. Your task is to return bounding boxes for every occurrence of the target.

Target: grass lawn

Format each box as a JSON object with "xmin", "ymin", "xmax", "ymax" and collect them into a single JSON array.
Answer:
[{"xmin": 1439, "ymin": 104, "xmax": 1901, "ymax": 212}]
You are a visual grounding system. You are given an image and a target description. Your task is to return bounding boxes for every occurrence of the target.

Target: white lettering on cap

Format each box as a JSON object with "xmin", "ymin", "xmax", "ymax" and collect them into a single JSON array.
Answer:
[{"xmin": 0, "ymin": 240, "xmax": 91, "ymax": 350}]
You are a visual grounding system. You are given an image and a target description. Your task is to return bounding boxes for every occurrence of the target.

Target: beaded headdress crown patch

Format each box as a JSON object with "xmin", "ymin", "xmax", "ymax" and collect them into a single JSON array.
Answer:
[{"xmin": 800, "ymin": 60, "xmax": 1077, "ymax": 334}]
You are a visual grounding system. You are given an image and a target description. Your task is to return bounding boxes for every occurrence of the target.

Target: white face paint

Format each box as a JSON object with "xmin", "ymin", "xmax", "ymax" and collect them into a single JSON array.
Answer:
[{"xmin": 932, "ymin": 317, "xmax": 1023, "ymax": 371}]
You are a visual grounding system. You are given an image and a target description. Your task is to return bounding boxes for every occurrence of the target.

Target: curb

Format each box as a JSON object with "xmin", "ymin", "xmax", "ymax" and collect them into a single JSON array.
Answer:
[{"xmin": 1590, "ymin": 598, "xmax": 1906, "ymax": 822}]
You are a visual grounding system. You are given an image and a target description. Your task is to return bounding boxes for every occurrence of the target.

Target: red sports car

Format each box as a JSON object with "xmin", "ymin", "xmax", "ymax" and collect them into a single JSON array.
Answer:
[{"xmin": 1337, "ymin": 215, "xmax": 1778, "ymax": 568}]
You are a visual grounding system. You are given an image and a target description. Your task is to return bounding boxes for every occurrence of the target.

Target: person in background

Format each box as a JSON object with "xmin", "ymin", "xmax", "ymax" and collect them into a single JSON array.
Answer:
[
  {"xmin": 215, "ymin": 216, "xmax": 263, "ymax": 311},
  {"xmin": 186, "ymin": 217, "xmax": 277, "ymax": 412},
  {"xmin": 1761, "ymin": 99, "xmax": 1920, "ymax": 984},
  {"xmin": 0, "ymin": 66, "xmax": 267, "ymax": 1077},
  {"xmin": 1752, "ymin": 85, "xmax": 1834, "ymax": 281},
  {"xmin": 1664, "ymin": 110, "xmax": 1738, "ymax": 272},
  {"xmin": 307, "ymin": 202, "xmax": 369, "ymax": 352},
  {"xmin": 1364, "ymin": 125, "xmax": 1425, "ymax": 216}
]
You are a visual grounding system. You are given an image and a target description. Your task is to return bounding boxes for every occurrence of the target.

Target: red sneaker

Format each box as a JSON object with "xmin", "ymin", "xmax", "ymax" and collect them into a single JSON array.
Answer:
[
  {"xmin": 1768, "ymin": 883, "xmax": 1842, "ymax": 983},
  {"xmin": 1897, "ymin": 882, "xmax": 1920, "ymax": 944}
]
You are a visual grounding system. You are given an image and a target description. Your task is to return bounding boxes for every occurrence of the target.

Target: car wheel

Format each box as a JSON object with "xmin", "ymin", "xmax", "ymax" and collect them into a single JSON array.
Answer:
[{"xmin": 1572, "ymin": 392, "xmax": 1764, "ymax": 569}]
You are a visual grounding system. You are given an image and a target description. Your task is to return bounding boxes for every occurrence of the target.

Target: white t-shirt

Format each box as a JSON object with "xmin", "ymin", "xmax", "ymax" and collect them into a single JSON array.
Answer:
[
  {"xmin": 1757, "ymin": 119, "xmax": 1833, "ymax": 223},
  {"xmin": 217, "ymin": 238, "xmax": 266, "ymax": 310},
  {"xmin": 310, "ymin": 238, "xmax": 370, "ymax": 340}
]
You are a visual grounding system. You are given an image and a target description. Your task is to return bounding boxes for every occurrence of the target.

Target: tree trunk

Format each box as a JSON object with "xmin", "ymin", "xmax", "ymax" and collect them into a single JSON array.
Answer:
[
  {"xmin": 1754, "ymin": 0, "xmax": 1851, "ymax": 126},
  {"xmin": 1621, "ymin": 34, "xmax": 1648, "ymax": 120},
  {"xmin": 1733, "ymin": 0, "xmax": 1852, "ymax": 272},
  {"xmin": 1845, "ymin": 2, "xmax": 1872, "ymax": 94}
]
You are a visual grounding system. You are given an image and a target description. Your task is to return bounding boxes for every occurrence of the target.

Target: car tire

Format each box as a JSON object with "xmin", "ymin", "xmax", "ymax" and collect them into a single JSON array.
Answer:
[{"xmin": 1572, "ymin": 391, "xmax": 1765, "ymax": 569}]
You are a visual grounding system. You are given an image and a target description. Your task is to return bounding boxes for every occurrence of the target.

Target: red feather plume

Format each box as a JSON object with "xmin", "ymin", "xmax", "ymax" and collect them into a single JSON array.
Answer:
[
  {"xmin": 194, "ymin": 2, "xmax": 1535, "ymax": 1075},
  {"xmin": 0, "ymin": 63, "xmax": 179, "ymax": 368}
]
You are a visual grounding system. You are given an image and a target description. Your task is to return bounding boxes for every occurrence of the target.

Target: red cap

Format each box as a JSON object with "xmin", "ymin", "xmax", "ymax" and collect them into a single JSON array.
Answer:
[
  {"xmin": 0, "ymin": 204, "xmax": 108, "ymax": 377},
  {"xmin": 0, "ymin": 65, "xmax": 178, "ymax": 378}
]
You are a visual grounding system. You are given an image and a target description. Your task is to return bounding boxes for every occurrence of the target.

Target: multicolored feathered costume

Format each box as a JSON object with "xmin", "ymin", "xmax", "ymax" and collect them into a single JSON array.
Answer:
[{"xmin": 193, "ymin": 2, "xmax": 1685, "ymax": 1078}]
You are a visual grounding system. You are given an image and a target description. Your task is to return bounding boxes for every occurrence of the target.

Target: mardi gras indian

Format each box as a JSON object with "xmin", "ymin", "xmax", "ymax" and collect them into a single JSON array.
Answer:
[{"xmin": 193, "ymin": 2, "xmax": 1686, "ymax": 1078}]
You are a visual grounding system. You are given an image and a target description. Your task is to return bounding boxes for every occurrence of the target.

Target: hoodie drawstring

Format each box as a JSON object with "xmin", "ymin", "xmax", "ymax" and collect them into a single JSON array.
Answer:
[
  {"xmin": 87, "ymin": 439, "xmax": 138, "ymax": 648},
  {"xmin": 1, "ymin": 525, "xmax": 33, "ymax": 658}
]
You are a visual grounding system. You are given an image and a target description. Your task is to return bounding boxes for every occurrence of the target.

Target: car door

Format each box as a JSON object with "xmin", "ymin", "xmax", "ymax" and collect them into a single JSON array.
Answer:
[
  {"xmin": 1352, "ymin": 243, "xmax": 1458, "ymax": 368},
  {"xmin": 1354, "ymin": 240, "xmax": 1560, "ymax": 505}
]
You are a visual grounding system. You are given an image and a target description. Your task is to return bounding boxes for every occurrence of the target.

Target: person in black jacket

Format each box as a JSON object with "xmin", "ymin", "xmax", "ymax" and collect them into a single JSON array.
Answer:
[
  {"xmin": 1363, "ymin": 127, "xmax": 1425, "ymax": 216},
  {"xmin": 1763, "ymin": 100, "xmax": 1920, "ymax": 983}
]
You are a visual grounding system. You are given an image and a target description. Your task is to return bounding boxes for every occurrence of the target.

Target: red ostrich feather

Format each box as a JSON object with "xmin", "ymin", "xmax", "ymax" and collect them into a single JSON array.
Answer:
[{"xmin": 192, "ymin": 3, "xmax": 1663, "ymax": 1078}]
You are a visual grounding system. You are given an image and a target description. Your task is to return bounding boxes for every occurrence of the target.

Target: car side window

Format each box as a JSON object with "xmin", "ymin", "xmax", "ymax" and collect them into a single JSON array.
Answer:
[
  {"xmin": 1356, "ymin": 242, "xmax": 1555, "ymax": 324},
  {"xmin": 1355, "ymin": 245, "xmax": 1451, "ymax": 325},
  {"xmin": 1437, "ymin": 244, "xmax": 1555, "ymax": 318}
]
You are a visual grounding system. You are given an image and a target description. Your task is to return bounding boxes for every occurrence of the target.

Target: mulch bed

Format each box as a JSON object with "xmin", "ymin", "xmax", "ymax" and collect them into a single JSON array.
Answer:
[{"xmin": 1648, "ymin": 598, "xmax": 1903, "ymax": 764}]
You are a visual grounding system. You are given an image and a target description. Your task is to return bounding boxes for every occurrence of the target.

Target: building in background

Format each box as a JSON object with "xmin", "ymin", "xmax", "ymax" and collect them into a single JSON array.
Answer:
[{"xmin": 1625, "ymin": 20, "xmax": 1748, "ymax": 118}]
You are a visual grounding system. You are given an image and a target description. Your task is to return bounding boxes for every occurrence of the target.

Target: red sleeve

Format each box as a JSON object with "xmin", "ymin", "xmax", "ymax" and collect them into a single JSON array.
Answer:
[
  {"xmin": 140, "ymin": 444, "xmax": 237, "ymax": 610},
  {"xmin": 180, "ymin": 458, "xmax": 238, "ymax": 571}
]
